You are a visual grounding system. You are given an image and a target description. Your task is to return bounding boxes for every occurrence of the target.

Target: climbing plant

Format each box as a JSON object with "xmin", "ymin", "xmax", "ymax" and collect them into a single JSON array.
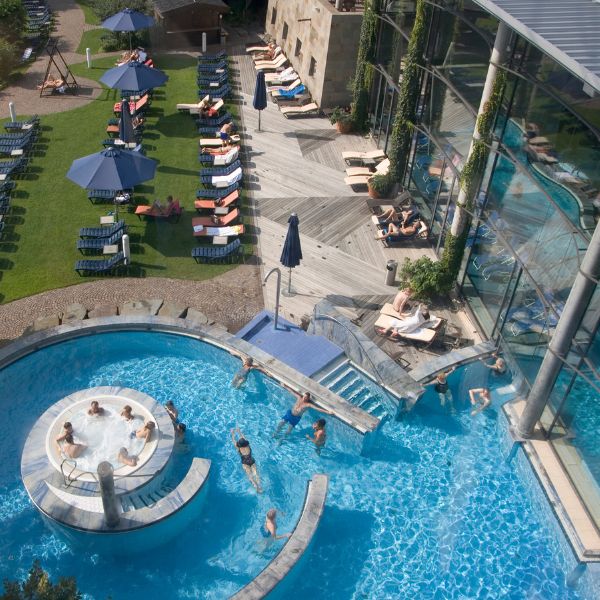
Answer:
[
  {"xmin": 350, "ymin": 0, "xmax": 381, "ymax": 132},
  {"xmin": 387, "ymin": 0, "xmax": 430, "ymax": 183}
]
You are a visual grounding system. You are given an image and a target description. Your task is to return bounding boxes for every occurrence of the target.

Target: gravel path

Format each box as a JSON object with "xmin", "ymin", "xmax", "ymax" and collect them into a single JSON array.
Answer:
[
  {"xmin": 0, "ymin": 263, "xmax": 264, "ymax": 341},
  {"xmin": 0, "ymin": 0, "xmax": 104, "ymax": 117}
]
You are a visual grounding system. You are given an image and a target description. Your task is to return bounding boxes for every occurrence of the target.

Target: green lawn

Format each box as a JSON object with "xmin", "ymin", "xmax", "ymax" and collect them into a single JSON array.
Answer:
[
  {"xmin": 77, "ymin": 28, "xmax": 107, "ymax": 55},
  {"xmin": 0, "ymin": 54, "xmax": 246, "ymax": 303},
  {"xmin": 75, "ymin": 0, "xmax": 100, "ymax": 25}
]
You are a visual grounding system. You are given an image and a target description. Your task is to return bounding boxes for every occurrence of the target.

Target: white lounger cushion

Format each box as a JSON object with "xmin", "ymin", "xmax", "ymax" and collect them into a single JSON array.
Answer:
[
  {"xmin": 380, "ymin": 303, "xmax": 442, "ymax": 328},
  {"xmin": 280, "ymin": 102, "xmax": 319, "ymax": 117},
  {"xmin": 212, "ymin": 167, "xmax": 242, "ymax": 188},
  {"xmin": 345, "ymin": 158, "xmax": 390, "ymax": 178},
  {"xmin": 342, "ymin": 149, "xmax": 386, "ymax": 164},
  {"xmin": 213, "ymin": 147, "xmax": 239, "ymax": 166},
  {"xmin": 374, "ymin": 314, "xmax": 439, "ymax": 342},
  {"xmin": 254, "ymin": 55, "xmax": 287, "ymax": 70},
  {"xmin": 268, "ymin": 78, "xmax": 302, "ymax": 93}
]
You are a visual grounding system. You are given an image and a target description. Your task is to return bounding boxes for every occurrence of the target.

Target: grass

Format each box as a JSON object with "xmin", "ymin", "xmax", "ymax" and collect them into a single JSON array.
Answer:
[
  {"xmin": 0, "ymin": 54, "xmax": 246, "ymax": 303},
  {"xmin": 77, "ymin": 28, "xmax": 107, "ymax": 55},
  {"xmin": 75, "ymin": 0, "xmax": 100, "ymax": 25}
]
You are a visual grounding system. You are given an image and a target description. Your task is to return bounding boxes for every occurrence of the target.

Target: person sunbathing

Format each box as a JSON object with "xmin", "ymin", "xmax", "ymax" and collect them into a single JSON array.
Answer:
[
  {"xmin": 375, "ymin": 219, "xmax": 427, "ymax": 241},
  {"xmin": 37, "ymin": 76, "xmax": 65, "ymax": 91},
  {"xmin": 376, "ymin": 304, "xmax": 430, "ymax": 339},
  {"xmin": 376, "ymin": 207, "xmax": 416, "ymax": 225},
  {"xmin": 255, "ymin": 43, "xmax": 281, "ymax": 61}
]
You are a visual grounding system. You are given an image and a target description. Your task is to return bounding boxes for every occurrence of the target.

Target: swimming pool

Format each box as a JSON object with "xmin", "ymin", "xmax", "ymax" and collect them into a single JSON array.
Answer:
[{"xmin": 0, "ymin": 331, "xmax": 589, "ymax": 598}]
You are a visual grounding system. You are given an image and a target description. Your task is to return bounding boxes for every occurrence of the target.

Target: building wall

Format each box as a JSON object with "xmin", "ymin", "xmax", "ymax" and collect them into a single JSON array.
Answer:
[
  {"xmin": 155, "ymin": 6, "xmax": 222, "ymax": 45},
  {"xmin": 265, "ymin": 0, "xmax": 362, "ymax": 108}
]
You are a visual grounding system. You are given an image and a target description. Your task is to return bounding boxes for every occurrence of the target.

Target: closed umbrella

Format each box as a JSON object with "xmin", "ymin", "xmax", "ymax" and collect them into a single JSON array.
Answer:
[
  {"xmin": 118, "ymin": 99, "xmax": 135, "ymax": 144},
  {"xmin": 102, "ymin": 8, "xmax": 154, "ymax": 51},
  {"xmin": 253, "ymin": 70, "xmax": 267, "ymax": 131},
  {"xmin": 100, "ymin": 61, "xmax": 168, "ymax": 92},
  {"xmin": 67, "ymin": 147, "xmax": 156, "ymax": 190},
  {"xmin": 280, "ymin": 212, "xmax": 302, "ymax": 295}
]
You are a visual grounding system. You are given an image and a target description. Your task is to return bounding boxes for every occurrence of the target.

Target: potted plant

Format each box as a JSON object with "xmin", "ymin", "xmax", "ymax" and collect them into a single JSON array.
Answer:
[
  {"xmin": 367, "ymin": 173, "xmax": 392, "ymax": 199},
  {"xmin": 330, "ymin": 106, "xmax": 353, "ymax": 134}
]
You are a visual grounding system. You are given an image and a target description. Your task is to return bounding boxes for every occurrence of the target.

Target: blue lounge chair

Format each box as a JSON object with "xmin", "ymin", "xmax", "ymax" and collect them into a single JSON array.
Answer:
[
  {"xmin": 197, "ymin": 84, "xmax": 231, "ymax": 99},
  {"xmin": 198, "ymin": 50, "xmax": 226, "ymax": 62},
  {"xmin": 198, "ymin": 122, "xmax": 236, "ymax": 135},
  {"xmin": 195, "ymin": 183, "xmax": 240, "ymax": 199},
  {"xmin": 274, "ymin": 85, "xmax": 305, "ymax": 99},
  {"xmin": 75, "ymin": 252, "xmax": 127, "ymax": 276},
  {"xmin": 200, "ymin": 160, "xmax": 241, "ymax": 178},
  {"xmin": 3, "ymin": 115, "xmax": 39, "ymax": 132},
  {"xmin": 0, "ymin": 157, "xmax": 28, "ymax": 176},
  {"xmin": 0, "ymin": 180, "xmax": 15, "ymax": 194},
  {"xmin": 197, "ymin": 61, "xmax": 227, "ymax": 73},
  {"xmin": 192, "ymin": 238, "xmax": 244, "ymax": 264},
  {"xmin": 197, "ymin": 73, "xmax": 228, "ymax": 86},
  {"xmin": 77, "ymin": 230, "xmax": 124, "ymax": 254},
  {"xmin": 195, "ymin": 113, "xmax": 232, "ymax": 127},
  {"xmin": 79, "ymin": 220, "xmax": 126, "ymax": 239}
]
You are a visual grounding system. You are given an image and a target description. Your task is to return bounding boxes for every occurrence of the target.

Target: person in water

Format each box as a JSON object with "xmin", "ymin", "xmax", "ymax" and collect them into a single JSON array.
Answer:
[
  {"xmin": 306, "ymin": 419, "xmax": 327, "ymax": 455},
  {"xmin": 175, "ymin": 422, "xmax": 186, "ymax": 442},
  {"xmin": 121, "ymin": 405, "xmax": 134, "ymax": 421},
  {"xmin": 232, "ymin": 357, "xmax": 266, "ymax": 388},
  {"xmin": 62, "ymin": 434, "xmax": 86, "ymax": 459},
  {"xmin": 117, "ymin": 447, "xmax": 138, "ymax": 467},
  {"xmin": 427, "ymin": 368, "xmax": 455, "ymax": 409},
  {"xmin": 88, "ymin": 400, "xmax": 105, "ymax": 416},
  {"xmin": 135, "ymin": 421, "xmax": 156, "ymax": 443},
  {"xmin": 231, "ymin": 427, "xmax": 262, "ymax": 493},
  {"xmin": 481, "ymin": 352, "xmax": 507, "ymax": 375},
  {"xmin": 165, "ymin": 400, "xmax": 179, "ymax": 422},
  {"xmin": 469, "ymin": 387, "xmax": 492, "ymax": 416},
  {"xmin": 260, "ymin": 508, "xmax": 290, "ymax": 542},
  {"xmin": 55, "ymin": 422, "xmax": 73, "ymax": 451},
  {"xmin": 274, "ymin": 391, "xmax": 333, "ymax": 440}
]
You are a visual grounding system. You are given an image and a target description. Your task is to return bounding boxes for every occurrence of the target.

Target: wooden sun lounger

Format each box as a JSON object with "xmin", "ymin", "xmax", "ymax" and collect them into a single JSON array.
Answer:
[
  {"xmin": 267, "ymin": 78, "xmax": 301, "ymax": 93},
  {"xmin": 195, "ymin": 189, "xmax": 239, "ymax": 211},
  {"xmin": 254, "ymin": 55, "xmax": 287, "ymax": 70},
  {"xmin": 342, "ymin": 149, "xmax": 386, "ymax": 165},
  {"xmin": 192, "ymin": 207, "xmax": 240, "ymax": 227},
  {"xmin": 199, "ymin": 134, "xmax": 240, "ymax": 148},
  {"xmin": 280, "ymin": 102, "xmax": 320, "ymax": 118},
  {"xmin": 380, "ymin": 303, "xmax": 443, "ymax": 328},
  {"xmin": 374, "ymin": 314, "xmax": 441, "ymax": 344},
  {"xmin": 345, "ymin": 158, "xmax": 390, "ymax": 178}
]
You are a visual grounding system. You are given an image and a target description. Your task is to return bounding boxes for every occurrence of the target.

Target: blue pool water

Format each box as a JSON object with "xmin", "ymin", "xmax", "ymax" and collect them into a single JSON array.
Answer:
[{"xmin": 0, "ymin": 332, "xmax": 588, "ymax": 599}]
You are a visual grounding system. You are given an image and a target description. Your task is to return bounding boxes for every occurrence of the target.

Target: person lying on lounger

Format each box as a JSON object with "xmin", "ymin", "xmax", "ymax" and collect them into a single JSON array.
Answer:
[
  {"xmin": 199, "ymin": 98, "xmax": 219, "ymax": 118},
  {"xmin": 37, "ymin": 76, "xmax": 65, "ymax": 91},
  {"xmin": 375, "ymin": 219, "xmax": 427, "ymax": 240},
  {"xmin": 376, "ymin": 206, "xmax": 417, "ymax": 225},
  {"xmin": 375, "ymin": 304, "xmax": 430, "ymax": 339}
]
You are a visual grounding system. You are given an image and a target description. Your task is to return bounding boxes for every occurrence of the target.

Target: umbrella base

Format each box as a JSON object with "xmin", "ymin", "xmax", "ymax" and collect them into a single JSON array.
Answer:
[{"xmin": 281, "ymin": 287, "xmax": 296, "ymax": 297}]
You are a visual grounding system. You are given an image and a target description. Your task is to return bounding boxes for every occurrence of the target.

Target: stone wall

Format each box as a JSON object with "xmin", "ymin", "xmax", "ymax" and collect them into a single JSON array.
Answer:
[{"xmin": 265, "ymin": 0, "xmax": 362, "ymax": 108}]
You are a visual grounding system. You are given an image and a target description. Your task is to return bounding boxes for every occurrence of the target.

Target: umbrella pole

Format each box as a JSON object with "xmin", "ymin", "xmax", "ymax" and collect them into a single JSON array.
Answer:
[
  {"xmin": 258, "ymin": 110, "xmax": 261, "ymax": 132},
  {"xmin": 288, "ymin": 267, "xmax": 292, "ymax": 294},
  {"xmin": 129, "ymin": 32, "xmax": 132, "ymax": 52}
]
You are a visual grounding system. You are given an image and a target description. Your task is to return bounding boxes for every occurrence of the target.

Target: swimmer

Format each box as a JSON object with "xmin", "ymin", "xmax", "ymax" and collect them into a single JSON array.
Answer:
[
  {"xmin": 260, "ymin": 508, "xmax": 290, "ymax": 542},
  {"xmin": 121, "ymin": 405, "xmax": 134, "ymax": 421},
  {"xmin": 117, "ymin": 447, "xmax": 138, "ymax": 467},
  {"xmin": 165, "ymin": 400, "xmax": 179, "ymax": 422},
  {"xmin": 274, "ymin": 391, "xmax": 333, "ymax": 441},
  {"xmin": 468, "ymin": 387, "xmax": 491, "ymax": 416},
  {"xmin": 88, "ymin": 400, "xmax": 105, "ymax": 416},
  {"xmin": 481, "ymin": 352, "xmax": 506, "ymax": 375},
  {"xmin": 306, "ymin": 419, "xmax": 327, "ymax": 455},
  {"xmin": 55, "ymin": 421, "xmax": 73, "ymax": 452},
  {"xmin": 232, "ymin": 357, "xmax": 266, "ymax": 388},
  {"xmin": 135, "ymin": 421, "xmax": 156, "ymax": 443},
  {"xmin": 426, "ymin": 368, "xmax": 455, "ymax": 409},
  {"xmin": 175, "ymin": 422, "xmax": 186, "ymax": 442},
  {"xmin": 231, "ymin": 427, "xmax": 262, "ymax": 493},
  {"xmin": 62, "ymin": 434, "xmax": 86, "ymax": 459}
]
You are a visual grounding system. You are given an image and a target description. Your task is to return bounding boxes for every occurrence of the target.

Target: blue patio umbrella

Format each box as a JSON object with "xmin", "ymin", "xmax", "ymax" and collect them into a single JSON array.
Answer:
[
  {"xmin": 280, "ymin": 212, "xmax": 302, "ymax": 295},
  {"xmin": 66, "ymin": 147, "xmax": 156, "ymax": 191},
  {"xmin": 100, "ymin": 61, "xmax": 168, "ymax": 92},
  {"xmin": 119, "ymin": 99, "xmax": 135, "ymax": 144},
  {"xmin": 102, "ymin": 8, "xmax": 155, "ymax": 50},
  {"xmin": 253, "ymin": 70, "xmax": 267, "ymax": 132}
]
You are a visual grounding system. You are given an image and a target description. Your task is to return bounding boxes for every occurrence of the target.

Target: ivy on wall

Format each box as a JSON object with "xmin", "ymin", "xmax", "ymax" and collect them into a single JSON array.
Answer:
[{"xmin": 350, "ymin": 0, "xmax": 381, "ymax": 131}]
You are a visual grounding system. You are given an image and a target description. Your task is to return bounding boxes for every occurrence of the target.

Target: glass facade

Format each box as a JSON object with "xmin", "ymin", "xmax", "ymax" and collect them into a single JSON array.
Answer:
[{"xmin": 370, "ymin": 0, "xmax": 600, "ymax": 527}]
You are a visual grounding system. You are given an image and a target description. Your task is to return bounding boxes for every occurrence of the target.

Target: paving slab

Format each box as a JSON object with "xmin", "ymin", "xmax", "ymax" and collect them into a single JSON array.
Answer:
[
  {"xmin": 88, "ymin": 304, "xmax": 118, "ymax": 318},
  {"xmin": 120, "ymin": 299, "xmax": 164, "ymax": 316},
  {"xmin": 186, "ymin": 308, "xmax": 209, "ymax": 326},
  {"xmin": 61, "ymin": 302, "xmax": 87, "ymax": 322},
  {"xmin": 30, "ymin": 314, "xmax": 61, "ymax": 333},
  {"xmin": 157, "ymin": 302, "xmax": 188, "ymax": 319}
]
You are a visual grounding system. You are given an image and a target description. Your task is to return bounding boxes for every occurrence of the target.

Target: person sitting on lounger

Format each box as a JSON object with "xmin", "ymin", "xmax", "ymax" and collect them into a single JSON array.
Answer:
[
  {"xmin": 376, "ymin": 304, "xmax": 430, "ymax": 339},
  {"xmin": 375, "ymin": 219, "xmax": 426, "ymax": 241},
  {"xmin": 218, "ymin": 123, "xmax": 234, "ymax": 147},
  {"xmin": 376, "ymin": 206, "xmax": 417, "ymax": 225},
  {"xmin": 255, "ymin": 42, "xmax": 280, "ymax": 61}
]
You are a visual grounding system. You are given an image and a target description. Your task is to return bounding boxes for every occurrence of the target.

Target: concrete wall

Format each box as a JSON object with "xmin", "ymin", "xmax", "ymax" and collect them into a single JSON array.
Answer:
[{"xmin": 265, "ymin": 0, "xmax": 362, "ymax": 108}]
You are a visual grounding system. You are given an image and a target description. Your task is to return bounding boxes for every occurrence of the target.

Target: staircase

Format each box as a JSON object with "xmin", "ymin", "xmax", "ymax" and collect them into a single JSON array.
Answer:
[
  {"xmin": 317, "ymin": 359, "xmax": 396, "ymax": 421},
  {"xmin": 121, "ymin": 481, "xmax": 174, "ymax": 512}
]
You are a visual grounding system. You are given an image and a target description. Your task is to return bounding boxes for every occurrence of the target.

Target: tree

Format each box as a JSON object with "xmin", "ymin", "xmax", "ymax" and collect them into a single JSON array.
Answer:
[
  {"xmin": 0, "ymin": 38, "xmax": 19, "ymax": 86},
  {"xmin": 0, "ymin": 0, "xmax": 26, "ymax": 43},
  {"xmin": 1, "ymin": 561, "xmax": 82, "ymax": 600}
]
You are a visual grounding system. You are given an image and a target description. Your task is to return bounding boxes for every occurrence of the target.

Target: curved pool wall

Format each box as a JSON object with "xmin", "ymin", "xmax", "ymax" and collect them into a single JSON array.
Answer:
[{"xmin": 0, "ymin": 318, "xmax": 598, "ymax": 598}]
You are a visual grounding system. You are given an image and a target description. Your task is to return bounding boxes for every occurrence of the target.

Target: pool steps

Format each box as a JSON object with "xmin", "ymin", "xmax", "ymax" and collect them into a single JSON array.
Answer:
[{"xmin": 121, "ymin": 482, "xmax": 175, "ymax": 512}]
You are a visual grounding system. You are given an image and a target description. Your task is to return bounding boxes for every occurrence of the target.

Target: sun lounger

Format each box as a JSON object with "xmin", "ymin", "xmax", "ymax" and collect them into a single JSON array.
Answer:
[
  {"xmin": 342, "ymin": 149, "xmax": 387, "ymax": 165},
  {"xmin": 192, "ymin": 223, "xmax": 245, "ymax": 238},
  {"xmin": 192, "ymin": 207, "xmax": 240, "ymax": 228},
  {"xmin": 197, "ymin": 84, "xmax": 231, "ymax": 99},
  {"xmin": 195, "ymin": 183, "xmax": 240, "ymax": 200},
  {"xmin": 201, "ymin": 165, "xmax": 243, "ymax": 187},
  {"xmin": 198, "ymin": 122, "xmax": 236, "ymax": 136},
  {"xmin": 198, "ymin": 50, "xmax": 227, "ymax": 62},
  {"xmin": 79, "ymin": 220, "xmax": 126, "ymax": 239},
  {"xmin": 3, "ymin": 115, "xmax": 39, "ymax": 132},
  {"xmin": 254, "ymin": 54, "xmax": 288, "ymax": 71},
  {"xmin": 199, "ymin": 146, "xmax": 239, "ymax": 166},
  {"xmin": 195, "ymin": 189, "xmax": 239, "ymax": 211},
  {"xmin": 265, "ymin": 69, "xmax": 298, "ymax": 84},
  {"xmin": 75, "ymin": 251, "xmax": 127, "ymax": 276},
  {"xmin": 77, "ymin": 230, "xmax": 124, "ymax": 254},
  {"xmin": 246, "ymin": 43, "xmax": 271, "ymax": 53},
  {"xmin": 374, "ymin": 314, "xmax": 442, "ymax": 345},
  {"xmin": 197, "ymin": 73, "xmax": 228, "ymax": 86},
  {"xmin": 201, "ymin": 160, "xmax": 241, "ymax": 178},
  {"xmin": 346, "ymin": 158, "xmax": 390, "ymax": 178},
  {"xmin": 197, "ymin": 60, "xmax": 227, "ymax": 73},
  {"xmin": 192, "ymin": 238, "xmax": 244, "ymax": 263},
  {"xmin": 0, "ymin": 180, "xmax": 16, "ymax": 194},
  {"xmin": 280, "ymin": 103, "xmax": 320, "ymax": 118},
  {"xmin": 0, "ymin": 157, "xmax": 28, "ymax": 176},
  {"xmin": 272, "ymin": 84, "xmax": 305, "ymax": 99},
  {"xmin": 135, "ymin": 199, "xmax": 182, "ymax": 221},
  {"xmin": 267, "ymin": 78, "xmax": 302, "ymax": 93},
  {"xmin": 380, "ymin": 303, "xmax": 443, "ymax": 327},
  {"xmin": 195, "ymin": 112, "xmax": 231, "ymax": 127}
]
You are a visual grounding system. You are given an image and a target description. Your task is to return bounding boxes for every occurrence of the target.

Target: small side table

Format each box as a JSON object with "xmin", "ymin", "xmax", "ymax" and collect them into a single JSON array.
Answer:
[
  {"xmin": 10, "ymin": 149, "xmax": 24, "ymax": 157},
  {"xmin": 103, "ymin": 244, "xmax": 119, "ymax": 255},
  {"xmin": 212, "ymin": 236, "xmax": 228, "ymax": 245},
  {"xmin": 214, "ymin": 206, "xmax": 229, "ymax": 216},
  {"xmin": 100, "ymin": 215, "xmax": 115, "ymax": 226}
]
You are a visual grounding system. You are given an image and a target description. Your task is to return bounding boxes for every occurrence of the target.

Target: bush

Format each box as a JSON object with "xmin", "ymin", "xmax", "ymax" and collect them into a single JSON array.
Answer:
[
  {"xmin": 1, "ymin": 560, "xmax": 82, "ymax": 600},
  {"xmin": 91, "ymin": 0, "xmax": 151, "ymax": 22},
  {"xmin": 0, "ymin": 37, "xmax": 19, "ymax": 85},
  {"xmin": 0, "ymin": 0, "xmax": 25, "ymax": 43},
  {"xmin": 398, "ymin": 256, "xmax": 452, "ymax": 300},
  {"xmin": 368, "ymin": 173, "xmax": 392, "ymax": 197},
  {"xmin": 329, "ymin": 106, "xmax": 352, "ymax": 126}
]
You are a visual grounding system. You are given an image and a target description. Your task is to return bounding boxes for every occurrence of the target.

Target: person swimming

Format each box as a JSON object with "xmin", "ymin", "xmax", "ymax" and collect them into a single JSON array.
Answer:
[
  {"xmin": 469, "ymin": 387, "xmax": 492, "ymax": 416},
  {"xmin": 165, "ymin": 400, "xmax": 179, "ymax": 422},
  {"xmin": 481, "ymin": 352, "xmax": 506, "ymax": 375},
  {"xmin": 260, "ymin": 508, "xmax": 290, "ymax": 541},
  {"xmin": 231, "ymin": 427, "xmax": 262, "ymax": 493},
  {"xmin": 231, "ymin": 357, "xmax": 266, "ymax": 388}
]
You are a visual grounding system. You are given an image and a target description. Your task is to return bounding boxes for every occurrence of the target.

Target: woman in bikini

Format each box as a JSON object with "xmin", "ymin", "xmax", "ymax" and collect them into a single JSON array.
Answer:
[{"xmin": 230, "ymin": 427, "xmax": 262, "ymax": 493}]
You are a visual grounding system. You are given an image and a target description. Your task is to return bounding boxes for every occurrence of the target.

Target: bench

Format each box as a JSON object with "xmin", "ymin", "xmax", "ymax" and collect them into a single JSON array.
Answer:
[{"xmin": 191, "ymin": 238, "xmax": 243, "ymax": 263}]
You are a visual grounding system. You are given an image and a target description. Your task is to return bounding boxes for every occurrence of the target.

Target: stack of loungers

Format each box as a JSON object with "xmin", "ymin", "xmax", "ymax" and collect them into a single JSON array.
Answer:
[
  {"xmin": 246, "ymin": 42, "xmax": 320, "ymax": 119},
  {"xmin": 0, "ymin": 116, "xmax": 41, "ymax": 239},
  {"xmin": 22, "ymin": 0, "xmax": 53, "ymax": 53}
]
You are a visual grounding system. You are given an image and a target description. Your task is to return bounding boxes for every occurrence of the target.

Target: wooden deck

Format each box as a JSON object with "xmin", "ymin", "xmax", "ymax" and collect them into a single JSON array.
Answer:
[{"xmin": 228, "ymin": 46, "xmax": 480, "ymax": 370}]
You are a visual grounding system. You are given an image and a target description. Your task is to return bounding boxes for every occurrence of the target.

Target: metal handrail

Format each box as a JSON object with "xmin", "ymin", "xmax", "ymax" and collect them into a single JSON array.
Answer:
[
  {"xmin": 59, "ymin": 458, "xmax": 157, "ymax": 490},
  {"xmin": 312, "ymin": 311, "xmax": 399, "ymax": 417}
]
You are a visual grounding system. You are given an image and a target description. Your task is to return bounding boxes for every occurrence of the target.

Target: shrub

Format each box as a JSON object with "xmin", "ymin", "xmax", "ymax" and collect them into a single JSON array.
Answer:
[
  {"xmin": 329, "ymin": 106, "xmax": 352, "ymax": 126},
  {"xmin": 91, "ymin": 0, "xmax": 151, "ymax": 22},
  {"xmin": 368, "ymin": 173, "xmax": 392, "ymax": 197},
  {"xmin": 398, "ymin": 256, "xmax": 452, "ymax": 300},
  {"xmin": 0, "ymin": 0, "xmax": 26, "ymax": 43},
  {"xmin": 1, "ymin": 560, "xmax": 82, "ymax": 600},
  {"xmin": 0, "ymin": 37, "xmax": 19, "ymax": 85}
]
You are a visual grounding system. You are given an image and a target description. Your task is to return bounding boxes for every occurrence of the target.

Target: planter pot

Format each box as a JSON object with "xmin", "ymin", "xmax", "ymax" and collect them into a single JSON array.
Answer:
[
  {"xmin": 336, "ymin": 120, "xmax": 352, "ymax": 134},
  {"xmin": 367, "ymin": 181, "xmax": 381, "ymax": 199}
]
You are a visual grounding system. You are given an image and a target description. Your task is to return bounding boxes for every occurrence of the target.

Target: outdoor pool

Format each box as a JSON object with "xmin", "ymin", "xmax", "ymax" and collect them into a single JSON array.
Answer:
[{"xmin": 0, "ymin": 331, "xmax": 590, "ymax": 598}]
